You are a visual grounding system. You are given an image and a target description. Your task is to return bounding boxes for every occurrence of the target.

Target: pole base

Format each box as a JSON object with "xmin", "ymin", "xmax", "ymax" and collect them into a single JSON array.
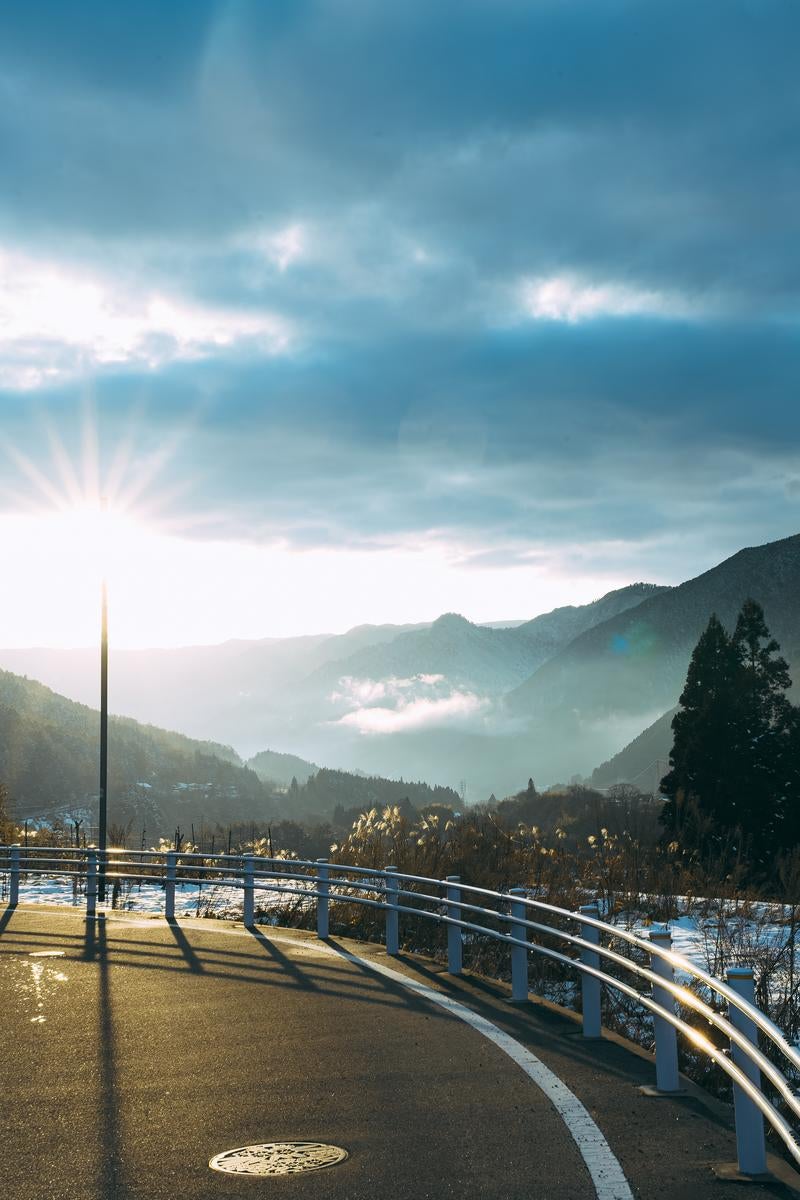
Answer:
[{"xmin": 712, "ymin": 1163, "xmax": 773, "ymax": 1185}]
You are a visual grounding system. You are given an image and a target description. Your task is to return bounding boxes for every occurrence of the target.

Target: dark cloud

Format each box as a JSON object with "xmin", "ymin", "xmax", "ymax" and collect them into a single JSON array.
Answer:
[
  {"xmin": 0, "ymin": 0, "xmax": 798, "ymax": 588},
  {"xmin": 0, "ymin": 0, "xmax": 797, "ymax": 307}
]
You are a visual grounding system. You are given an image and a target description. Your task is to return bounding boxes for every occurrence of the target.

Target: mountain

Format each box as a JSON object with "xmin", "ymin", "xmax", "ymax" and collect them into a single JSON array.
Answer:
[
  {"xmin": 0, "ymin": 669, "xmax": 274, "ymax": 836},
  {"xmin": 290, "ymin": 767, "xmax": 461, "ymax": 821},
  {"xmin": 505, "ymin": 534, "xmax": 800, "ymax": 785},
  {"xmin": 590, "ymin": 707, "xmax": 678, "ymax": 793},
  {"xmin": 3, "ymin": 535, "xmax": 796, "ymax": 806},
  {"xmin": 248, "ymin": 748, "xmax": 320, "ymax": 787},
  {"xmin": 306, "ymin": 584, "xmax": 667, "ymax": 696},
  {"xmin": 0, "ymin": 666, "xmax": 468, "ymax": 840},
  {"xmin": 508, "ymin": 534, "xmax": 800, "ymax": 724},
  {"xmin": 0, "ymin": 589, "xmax": 662, "ymax": 782}
]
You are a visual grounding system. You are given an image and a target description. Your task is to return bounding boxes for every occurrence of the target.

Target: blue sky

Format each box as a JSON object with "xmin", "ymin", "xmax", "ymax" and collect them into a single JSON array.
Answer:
[{"xmin": 0, "ymin": 1, "xmax": 798, "ymax": 645}]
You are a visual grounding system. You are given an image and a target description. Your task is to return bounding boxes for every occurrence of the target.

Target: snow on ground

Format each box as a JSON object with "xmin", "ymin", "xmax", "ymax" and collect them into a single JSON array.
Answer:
[{"xmin": 7, "ymin": 873, "xmax": 312, "ymax": 921}]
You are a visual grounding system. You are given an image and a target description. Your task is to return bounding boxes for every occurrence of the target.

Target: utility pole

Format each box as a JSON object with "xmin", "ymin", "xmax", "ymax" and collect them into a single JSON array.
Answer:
[{"xmin": 98, "ymin": 502, "xmax": 109, "ymax": 903}]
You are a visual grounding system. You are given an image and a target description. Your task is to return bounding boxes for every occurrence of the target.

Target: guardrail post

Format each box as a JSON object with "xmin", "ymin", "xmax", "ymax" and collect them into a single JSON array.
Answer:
[
  {"xmin": 86, "ymin": 850, "xmax": 98, "ymax": 919},
  {"xmin": 510, "ymin": 887, "xmax": 528, "ymax": 1003},
  {"xmin": 9, "ymin": 843, "xmax": 20, "ymax": 907},
  {"xmin": 385, "ymin": 866, "xmax": 399, "ymax": 955},
  {"xmin": 446, "ymin": 875, "xmax": 462, "ymax": 975},
  {"xmin": 165, "ymin": 850, "xmax": 177, "ymax": 920},
  {"xmin": 727, "ymin": 966, "xmax": 767, "ymax": 1176},
  {"xmin": 243, "ymin": 854, "xmax": 255, "ymax": 928},
  {"xmin": 317, "ymin": 858, "xmax": 329, "ymax": 939},
  {"xmin": 580, "ymin": 903, "xmax": 601, "ymax": 1037},
  {"xmin": 649, "ymin": 924, "xmax": 681, "ymax": 1092}
]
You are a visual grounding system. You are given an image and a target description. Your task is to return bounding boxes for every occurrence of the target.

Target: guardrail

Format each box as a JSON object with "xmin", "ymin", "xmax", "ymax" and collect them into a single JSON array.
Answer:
[{"xmin": 1, "ymin": 842, "xmax": 796, "ymax": 1177}]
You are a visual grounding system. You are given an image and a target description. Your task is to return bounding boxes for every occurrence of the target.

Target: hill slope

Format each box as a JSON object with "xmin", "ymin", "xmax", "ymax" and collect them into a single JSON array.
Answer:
[
  {"xmin": 0, "ymin": 669, "xmax": 272, "ymax": 835},
  {"xmin": 509, "ymin": 534, "xmax": 800, "ymax": 724},
  {"xmin": 247, "ymin": 748, "xmax": 320, "ymax": 787},
  {"xmin": 590, "ymin": 708, "xmax": 678, "ymax": 793}
]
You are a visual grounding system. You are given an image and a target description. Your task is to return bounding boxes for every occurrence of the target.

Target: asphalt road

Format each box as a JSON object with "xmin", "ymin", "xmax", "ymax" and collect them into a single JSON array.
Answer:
[{"xmin": 1, "ymin": 907, "xmax": 797, "ymax": 1200}]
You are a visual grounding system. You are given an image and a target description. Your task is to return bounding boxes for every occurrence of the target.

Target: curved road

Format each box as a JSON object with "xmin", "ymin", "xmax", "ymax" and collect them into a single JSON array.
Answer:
[{"xmin": 1, "ymin": 908, "xmax": 795, "ymax": 1199}]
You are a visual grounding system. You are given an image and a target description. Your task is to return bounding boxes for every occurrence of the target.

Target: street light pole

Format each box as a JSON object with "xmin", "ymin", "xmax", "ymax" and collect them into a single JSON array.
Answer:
[{"xmin": 98, "ymin": 525, "xmax": 109, "ymax": 903}]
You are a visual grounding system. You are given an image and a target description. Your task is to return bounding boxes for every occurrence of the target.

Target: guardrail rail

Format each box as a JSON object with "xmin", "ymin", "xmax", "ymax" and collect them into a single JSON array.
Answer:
[{"xmin": 1, "ymin": 841, "xmax": 795, "ymax": 1178}]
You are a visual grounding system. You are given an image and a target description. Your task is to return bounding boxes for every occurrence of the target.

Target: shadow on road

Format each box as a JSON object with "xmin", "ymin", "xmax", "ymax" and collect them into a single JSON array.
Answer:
[
  {"xmin": 324, "ymin": 937, "xmax": 462, "ymax": 1023},
  {"xmin": 248, "ymin": 925, "xmax": 319, "ymax": 990},
  {"xmin": 87, "ymin": 915, "xmax": 126, "ymax": 1200},
  {"xmin": 0, "ymin": 908, "xmax": 418, "ymax": 1017},
  {"xmin": 167, "ymin": 917, "xmax": 205, "ymax": 973}
]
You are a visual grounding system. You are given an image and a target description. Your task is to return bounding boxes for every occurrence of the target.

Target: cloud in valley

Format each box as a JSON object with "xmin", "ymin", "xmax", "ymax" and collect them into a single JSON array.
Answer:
[{"xmin": 331, "ymin": 674, "xmax": 490, "ymax": 735}]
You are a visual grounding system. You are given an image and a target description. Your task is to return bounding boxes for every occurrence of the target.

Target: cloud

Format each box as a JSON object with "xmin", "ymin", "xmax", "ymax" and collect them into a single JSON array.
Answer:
[
  {"xmin": 518, "ymin": 275, "xmax": 692, "ymax": 324},
  {"xmin": 329, "ymin": 673, "xmax": 489, "ymax": 735},
  {"xmin": 0, "ymin": 1, "xmax": 798, "ymax": 315},
  {"xmin": 0, "ymin": 0, "xmax": 797, "ymax": 606},
  {"xmin": 331, "ymin": 674, "xmax": 446, "ymax": 706},
  {"xmin": 0, "ymin": 246, "xmax": 293, "ymax": 387},
  {"xmin": 336, "ymin": 690, "xmax": 489, "ymax": 735},
  {"xmin": 237, "ymin": 222, "xmax": 308, "ymax": 273}
]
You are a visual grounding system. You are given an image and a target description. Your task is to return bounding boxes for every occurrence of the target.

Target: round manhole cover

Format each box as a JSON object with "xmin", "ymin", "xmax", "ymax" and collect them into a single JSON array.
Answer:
[{"xmin": 209, "ymin": 1142, "xmax": 349, "ymax": 1176}]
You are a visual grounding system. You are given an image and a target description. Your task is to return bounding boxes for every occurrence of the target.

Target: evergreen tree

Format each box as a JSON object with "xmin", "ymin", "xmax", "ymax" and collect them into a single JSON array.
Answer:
[
  {"xmin": 660, "ymin": 614, "xmax": 741, "ymax": 843},
  {"xmin": 661, "ymin": 600, "xmax": 798, "ymax": 865},
  {"xmin": 730, "ymin": 599, "xmax": 793, "ymax": 849},
  {"xmin": 777, "ymin": 707, "xmax": 800, "ymax": 846}
]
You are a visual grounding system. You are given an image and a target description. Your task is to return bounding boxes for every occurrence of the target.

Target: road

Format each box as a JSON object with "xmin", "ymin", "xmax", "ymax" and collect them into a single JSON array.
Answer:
[{"xmin": 1, "ymin": 906, "xmax": 796, "ymax": 1199}]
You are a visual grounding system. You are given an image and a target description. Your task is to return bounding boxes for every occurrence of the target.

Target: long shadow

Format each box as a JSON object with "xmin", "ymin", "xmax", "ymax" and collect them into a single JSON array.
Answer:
[
  {"xmin": 95, "ymin": 915, "xmax": 126, "ymax": 1199},
  {"xmin": 322, "ymin": 949, "xmax": 661, "ymax": 1083},
  {"xmin": 391, "ymin": 952, "xmax": 685, "ymax": 1090},
  {"xmin": 166, "ymin": 917, "xmax": 205, "ymax": 974},
  {"xmin": 1, "ymin": 910, "xmax": 445, "ymax": 1014},
  {"xmin": 74, "ymin": 919, "xmax": 417, "ymax": 1010},
  {"xmin": 247, "ymin": 926, "xmax": 319, "ymax": 991},
  {"xmin": 324, "ymin": 937, "xmax": 462, "ymax": 1023},
  {"xmin": 0, "ymin": 905, "xmax": 17, "ymax": 934},
  {"xmin": 84, "ymin": 914, "xmax": 99, "ymax": 961}
]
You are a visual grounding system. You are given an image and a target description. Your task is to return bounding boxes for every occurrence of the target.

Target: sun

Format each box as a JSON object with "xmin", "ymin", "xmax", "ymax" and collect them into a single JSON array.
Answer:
[
  {"xmin": 0, "ymin": 401, "xmax": 203, "ymax": 647},
  {"xmin": 53, "ymin": 503, "xmax": 149, "ymax": 579}
]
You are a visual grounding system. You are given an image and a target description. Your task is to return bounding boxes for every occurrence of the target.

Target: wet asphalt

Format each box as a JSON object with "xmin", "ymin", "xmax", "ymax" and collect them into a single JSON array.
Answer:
[{"xmin": 1, "ymin": 907, "xmax": 798, "ymax": 1200}]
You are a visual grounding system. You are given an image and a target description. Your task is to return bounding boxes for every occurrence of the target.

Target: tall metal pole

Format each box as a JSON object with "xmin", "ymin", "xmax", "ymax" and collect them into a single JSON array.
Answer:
[{"xmin": 98, "ymin": 568, "xmax": 109, "ymax": 902}]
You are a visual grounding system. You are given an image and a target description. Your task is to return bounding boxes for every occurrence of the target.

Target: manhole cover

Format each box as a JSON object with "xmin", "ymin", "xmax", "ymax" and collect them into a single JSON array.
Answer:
[{"xmin": 209, "ymin": 1142, "xmax": 348, "ymax": 1176}]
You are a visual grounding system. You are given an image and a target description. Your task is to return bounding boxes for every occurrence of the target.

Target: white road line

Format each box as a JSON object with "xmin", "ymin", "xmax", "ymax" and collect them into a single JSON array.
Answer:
[{"xmin": 296, "ymin": 938, "xmax": 634, "ymax": 1200}]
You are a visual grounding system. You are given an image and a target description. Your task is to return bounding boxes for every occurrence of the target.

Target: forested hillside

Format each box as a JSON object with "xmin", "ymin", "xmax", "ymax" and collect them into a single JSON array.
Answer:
[{"xmin": 0, "ymin": 669, "xmax": 273, "ymax": 835}]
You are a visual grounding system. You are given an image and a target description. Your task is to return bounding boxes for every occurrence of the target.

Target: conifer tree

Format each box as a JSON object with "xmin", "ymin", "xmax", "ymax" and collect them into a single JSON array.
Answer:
[
  {"xmin": 661, "ymin": 600, "xmax": 798, "ymax": 865},
  {"xmin": 730, "ymin": 599, "xmax": 793, "ymax": 849},
  {"xmin": 660, "ymin": 614, "xmax": 740, "ymax": 842}
]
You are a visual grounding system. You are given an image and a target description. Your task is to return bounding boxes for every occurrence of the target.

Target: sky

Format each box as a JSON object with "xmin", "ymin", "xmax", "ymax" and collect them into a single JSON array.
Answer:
[{"xmin": 0, "ymin": 0, "xmax": 798, "ymax": 648}]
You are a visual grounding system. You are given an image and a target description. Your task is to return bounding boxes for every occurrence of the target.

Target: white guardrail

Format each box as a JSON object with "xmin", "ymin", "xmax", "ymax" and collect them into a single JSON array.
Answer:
[{"xmin": 1, "ymin": 842, "xmax": 796, "ymax": 1177}]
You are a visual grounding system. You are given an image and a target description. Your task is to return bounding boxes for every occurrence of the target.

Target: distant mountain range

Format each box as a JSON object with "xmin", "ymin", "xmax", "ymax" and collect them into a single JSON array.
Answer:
[
  {"xmin": 1, "ymin": 533, "xmax": 798, "ymax": 804},
  {"xmin": 305, "ymin": 584, "xmax": 666, "ymax": 698}
]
